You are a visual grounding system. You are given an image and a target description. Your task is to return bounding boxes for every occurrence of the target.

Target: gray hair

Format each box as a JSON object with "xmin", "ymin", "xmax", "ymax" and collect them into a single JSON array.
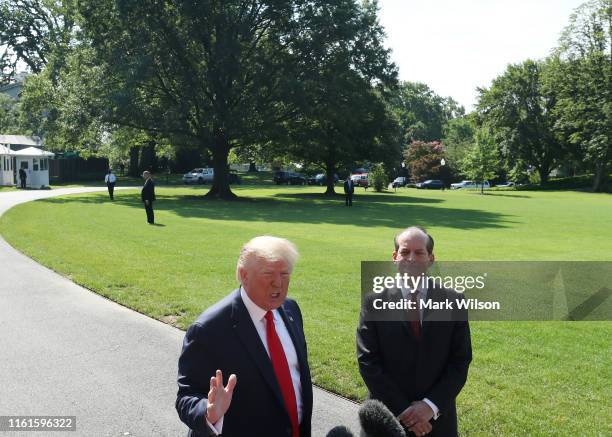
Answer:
[
  {"xmin": 394, "ymin": 226, "xmax": 434, "ymax": 254},
  {"xmin": 236, "ymin": 236, "xmax": 299, "ymax": 282}
]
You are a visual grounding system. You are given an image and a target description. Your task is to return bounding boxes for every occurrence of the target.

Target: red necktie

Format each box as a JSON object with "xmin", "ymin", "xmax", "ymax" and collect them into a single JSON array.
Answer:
[
  {"xmin": 265, "ymin": 311, "xmax": 299, "ymax": 437},
  {"xmin": 409, "ymin": 291, "xmax": 421, "ymax": 340}
]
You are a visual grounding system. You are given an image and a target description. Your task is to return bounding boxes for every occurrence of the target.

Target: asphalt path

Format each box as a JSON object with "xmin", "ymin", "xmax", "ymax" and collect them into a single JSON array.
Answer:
[{"xmin": 0, "ymin": 187, "xmax": 360, "ymax": 436}]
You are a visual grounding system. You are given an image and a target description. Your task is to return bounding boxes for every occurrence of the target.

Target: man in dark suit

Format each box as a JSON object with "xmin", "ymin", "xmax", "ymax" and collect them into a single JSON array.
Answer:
[
  {"xmin": 19, "ymin": 168, "xmax": 27, "ymax": 189},
  {"xmin": 141, "ymin": 171, "xmax": 156, "ymax": 224},
  {"xmin": 357, "ymin": 227, "xmax": 472, "ymax": 437},
  {"xmin": 344, "ymin": 176, "xmax": 355, "ymax": 207},
  {"xmin": 176, "ymin": 236, "xmax": 313, "ymax": 437}
]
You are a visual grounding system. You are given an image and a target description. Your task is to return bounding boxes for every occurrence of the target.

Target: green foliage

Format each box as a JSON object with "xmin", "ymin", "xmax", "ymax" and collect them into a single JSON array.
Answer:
[
  {"xmin": 477, "ymin": 59, "xmax": 564, "ymax": 186},
  {"xmin": 0, "ymin": 93, "xmax": 24, "ymax": 133},
  {"xmin": 0, "ymin": 0, "xmax": 77, "ymax": 83},
  {"xmin": 442, "ymin": 114, "xmax": 476, "ymax": 167},
  {"xmin": 548, "ymin": 0, "xmax": 611, "ymax": 192},
  {"xmin": 369, "ymin": 163, "xmax": 388, "ymax": 192},
  {"xmin": 265, "ymin": 1, "xmax": 399, "ymax": 194},
  {"xmin": 460, "ymin": 126, "xmax": 499, "ymax": 193},
  {"xmin": 388, "ymin": 81, "xmax": 464, "ymax": 143}
]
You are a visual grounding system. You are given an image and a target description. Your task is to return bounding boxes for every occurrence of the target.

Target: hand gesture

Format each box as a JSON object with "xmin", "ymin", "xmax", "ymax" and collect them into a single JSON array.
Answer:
[{"xmin": 206, "ymin": 370, "xmax": 237, "ymax": 424}]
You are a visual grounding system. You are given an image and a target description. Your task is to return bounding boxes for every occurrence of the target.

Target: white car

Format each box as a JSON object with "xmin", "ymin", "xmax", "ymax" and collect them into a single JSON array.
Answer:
[
  {"xmin": 450, "ymin": 180, "xmax": 490, "ymax": 190},
  {"xmin": 183, "ymin": 168, "xmax": 214, "ymax": 184}
]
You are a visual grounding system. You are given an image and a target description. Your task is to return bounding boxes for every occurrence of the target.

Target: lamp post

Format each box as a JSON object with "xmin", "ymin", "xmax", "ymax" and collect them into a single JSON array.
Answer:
[{"xmin": 440, "ymin": 158, "xmax": 446, "ymax": 190}]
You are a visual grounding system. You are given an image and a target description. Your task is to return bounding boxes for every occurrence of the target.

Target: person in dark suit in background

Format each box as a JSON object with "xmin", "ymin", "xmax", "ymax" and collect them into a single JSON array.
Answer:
[
  {"xmin": 357, "ymin": 227, "xmax": 472, "ymax": 437},
  {"xmin": 19, "ymin": 167, "xmax": 27, "ymax": 189},
  {"xmin": 344, "ymin": 176, "xmax": 355, "ymax": 207},
  {"xmin": 176, "ymin": 236, "xmax": 313, "ymax": 437},
  {"xmin": 141, "ymin": 171, "xmax": 156, "ymax": 224}
]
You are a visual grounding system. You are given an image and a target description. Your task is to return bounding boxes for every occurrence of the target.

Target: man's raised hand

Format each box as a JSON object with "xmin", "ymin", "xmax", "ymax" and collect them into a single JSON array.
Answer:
[{"xmin": 206, "ymin": 370, "xmax": 237, "ymax": 424}]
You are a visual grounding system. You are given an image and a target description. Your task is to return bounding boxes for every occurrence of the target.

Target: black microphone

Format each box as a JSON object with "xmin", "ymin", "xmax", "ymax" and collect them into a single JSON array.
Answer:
[
  {"xmin": 359, "ymin": 399, "xmax": 407, "ymax": 437},
  {"xmin": 326, "ymin": 425, "xmax": 355, "ymax": 437}
]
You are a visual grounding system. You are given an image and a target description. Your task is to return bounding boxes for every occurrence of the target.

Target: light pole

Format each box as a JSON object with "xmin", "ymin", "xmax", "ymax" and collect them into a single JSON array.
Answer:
[{"xmin": 440, "ymin": 158, "xmax": 446, "ymax": 190}]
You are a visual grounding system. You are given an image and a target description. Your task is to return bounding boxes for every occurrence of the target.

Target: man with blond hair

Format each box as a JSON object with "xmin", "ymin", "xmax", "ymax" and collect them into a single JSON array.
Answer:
[{"xmin": 176, "ymin": 236, "xmax": 313, "ymax": 437}]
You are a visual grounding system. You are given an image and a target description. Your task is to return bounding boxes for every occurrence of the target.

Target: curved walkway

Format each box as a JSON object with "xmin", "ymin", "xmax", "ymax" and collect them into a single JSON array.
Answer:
[{"xmin": 0, "ymin": 188, "xmax": 359, "ymax": 436}]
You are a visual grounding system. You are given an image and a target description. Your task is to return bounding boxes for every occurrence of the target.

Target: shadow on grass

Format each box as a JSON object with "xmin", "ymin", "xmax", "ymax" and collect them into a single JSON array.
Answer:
[
  {"xmin": 37, "ymin": 188, "xmax": 516, "ymax": 230},
  {"xmin": 474, "ymin": 192, "xmax": 533, "ymax": 199}
]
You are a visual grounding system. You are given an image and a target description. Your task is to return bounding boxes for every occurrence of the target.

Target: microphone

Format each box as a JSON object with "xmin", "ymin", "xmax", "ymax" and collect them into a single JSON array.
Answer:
[
  {"xmin": 326, "ymin": 425, "xmax": 355, "ymax": 437},
  {"xmin": 359, "ymin": 399, "xmax": 407, "ymax": 437}
]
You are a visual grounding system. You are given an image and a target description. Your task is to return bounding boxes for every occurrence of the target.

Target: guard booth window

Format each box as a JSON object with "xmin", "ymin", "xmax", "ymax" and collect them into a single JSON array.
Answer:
[{"xmin": 33, "ymin": 158, "xmax": 39, "ymax": 171}]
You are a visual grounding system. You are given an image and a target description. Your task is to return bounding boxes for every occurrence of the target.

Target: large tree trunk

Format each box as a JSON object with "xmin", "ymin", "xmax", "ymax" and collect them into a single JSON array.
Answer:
[
  {"xmin": 206, "ymin": 134, "xmax": 236, "ymax": 199},
  {"xmin": 537, "ymin": 166, "xmax": 550, "ymax": 186},
  {"xmin": 248, "ymin": 161, "xmax": 258, "ymax": 172},
  {"xmin": 324, "ymin": 162, "xmax": 336, "ymax": 195},
  {"xmin": 128, "ymin": 146, "xmax": 140, "ymax": 177},
  {"xmin": 592, "ymin": 163, "xmax": 609, "ymax": 192},
  {"xmin": 139, "ymin": 141, "xmax": 157, "ymax": 173}
]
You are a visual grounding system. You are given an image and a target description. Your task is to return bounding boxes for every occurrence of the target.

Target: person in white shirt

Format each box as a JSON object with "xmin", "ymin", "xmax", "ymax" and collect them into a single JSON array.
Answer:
[{"xmin": 104, "ymin": 169, "xmax": 117, "ymax": 200}]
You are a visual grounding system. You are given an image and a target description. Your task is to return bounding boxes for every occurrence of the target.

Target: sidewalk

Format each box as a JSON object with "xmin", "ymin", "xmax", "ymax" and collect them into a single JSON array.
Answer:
[{"xmin": 0, "ymin": 188, "xmax": 360, "ymax": 436}]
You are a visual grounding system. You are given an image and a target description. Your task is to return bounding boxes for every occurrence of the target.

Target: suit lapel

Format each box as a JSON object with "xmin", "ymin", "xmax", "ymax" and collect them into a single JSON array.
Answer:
[
  {"xmin": 230, "ymin": 292, "xmax": 286, "ymax": 410},
  {"xmin": 278, "ymin": 305, "xmax": 308, "ymax": 378}
]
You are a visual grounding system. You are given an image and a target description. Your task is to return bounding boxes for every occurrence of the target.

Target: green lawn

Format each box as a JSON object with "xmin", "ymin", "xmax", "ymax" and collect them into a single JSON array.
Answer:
[{"xmin": 1, "ymin": 185, "xmax": 610, "ymax": 436}]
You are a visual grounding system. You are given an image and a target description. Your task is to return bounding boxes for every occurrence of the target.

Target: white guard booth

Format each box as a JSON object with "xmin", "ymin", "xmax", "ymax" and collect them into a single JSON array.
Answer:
[
  {"xmin": 13, "ymin": 147, "xmax": 55, "ymax": 188},
  {"xmin": 0, "ymin": 145, "xmax": 16, "ymax": 186}
]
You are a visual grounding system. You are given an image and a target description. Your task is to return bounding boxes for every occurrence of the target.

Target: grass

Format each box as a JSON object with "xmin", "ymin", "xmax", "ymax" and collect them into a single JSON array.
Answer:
[{"xmin": 1, "ymin": 184, "xmax": 611, "ymax": 436}]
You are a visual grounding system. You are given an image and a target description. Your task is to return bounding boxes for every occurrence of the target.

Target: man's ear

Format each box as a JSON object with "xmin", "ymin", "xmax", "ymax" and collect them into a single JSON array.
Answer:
[
  {"xmin": 428, "ymin": 253, "xmax": 435, "ymax": 266},
  {"xmin": 238, "ymin": 266, "xmax": 248, "ymax": 284},
  {"xmin": 392, "ymin": 250, "xmax": 398, "ymax": 261}
]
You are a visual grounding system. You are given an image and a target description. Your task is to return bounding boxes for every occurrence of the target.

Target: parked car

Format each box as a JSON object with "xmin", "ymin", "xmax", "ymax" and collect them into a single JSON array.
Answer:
[
  {"xmin": 450, "ymin": 180, "xmax": 490, "ymax": 190},
  {"xmin": 392, "ymin": 177, "xmax": 408, "ymax": 188},
  {"xmin": 183, "ymin": 168, "xmax": 214, "ymax": 184},
  {"xmin": 416, "ymin": 179, "xmax": 444, "ymax": 189},
  {"xmin": 273, "ymin": 171, "xmax": 306, "ymax": 185},
  {"xmin": 307, "ymin": 173, "xmax": 339, "ymax": 186},
  {"xmin": 496, "ymin": 181, "xmax": 514, "ymax": 187},
  {"xmin": 350, "ymin": 173, "xmax": 369, "ymax": 188}
]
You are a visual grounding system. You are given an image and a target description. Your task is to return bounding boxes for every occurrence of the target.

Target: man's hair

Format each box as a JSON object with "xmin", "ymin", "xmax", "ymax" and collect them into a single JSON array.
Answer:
[
  {"xmin": 394, "ymin": 226, "xmax": 434, "ymax": 254},
  {"xmin": 236, "ymin": 236, "xmax": 299, "ymax": 282}
]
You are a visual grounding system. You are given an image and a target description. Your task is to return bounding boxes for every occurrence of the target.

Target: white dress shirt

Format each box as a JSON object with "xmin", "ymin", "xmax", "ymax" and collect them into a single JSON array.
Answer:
[
  {"xmin": 104, "ymin": 173, "xmax": 116, "ymax": 183},
  {"xmin": 207, "ymin": 288, "xmax": 303, "ymax": 435},
  {"xmin": 400, "ymin": 282, "xmax": 441, "ymax": 420}
]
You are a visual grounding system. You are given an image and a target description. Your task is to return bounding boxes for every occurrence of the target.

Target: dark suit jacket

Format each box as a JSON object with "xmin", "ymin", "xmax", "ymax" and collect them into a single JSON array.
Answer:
[
  {"xmin": 176, "ymin": 289, "xmax": 313, "ymax": 437},
  {"xmin": 344, "ymin": 180, "xmax": 354, "ymax": 194},
  {"xmin": 356, "ymin": 286, "xmax": 472, "ymax": 437},
  {"xmin": 141, "ymin": 179, "xmax": 156, "ymax": 202}
]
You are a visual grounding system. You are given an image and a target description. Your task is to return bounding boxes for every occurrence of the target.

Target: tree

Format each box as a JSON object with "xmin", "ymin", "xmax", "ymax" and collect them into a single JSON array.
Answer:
[
  {"xmin": 460, "ymin": 126, "xmax": 499, "ymax": 194},
  {"xmin": 18, "ymin": 45, "xmax": 111, "ymax": 152},
  {"xmin": 280, "ymin": 1, "xmax": 399, "ymax": 196},
  {"xmin": 0, "ymin": 0, "xmax": 77, "ymax": 84},
  {"xmin": 389, "ymin": 81, "xmax": 464, "ymax": 144},
  {"xmin": 442, "ymin": 113, "xmax": 476, "ymax": 168},
  {"xmin": 0, "ymin": 93, "xmax": 23, "ymax": 133},
  {"xmin": 477, "ymin": 59, "xmax": 565, "ymax": 185},
  {"xmin": 549, "ymin": 0, "xmax": 611, "ymax": 192},
  {"xmin": 76, "ymin": 0, "xmax": 397, "ymax": 199},
  {"xmin": 403, "ymin": 141, "xmax": 448, "ymax": 183},
  {"xmin": 369, "ymin": 162, "xmax": 388, "ymax": 192}
]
